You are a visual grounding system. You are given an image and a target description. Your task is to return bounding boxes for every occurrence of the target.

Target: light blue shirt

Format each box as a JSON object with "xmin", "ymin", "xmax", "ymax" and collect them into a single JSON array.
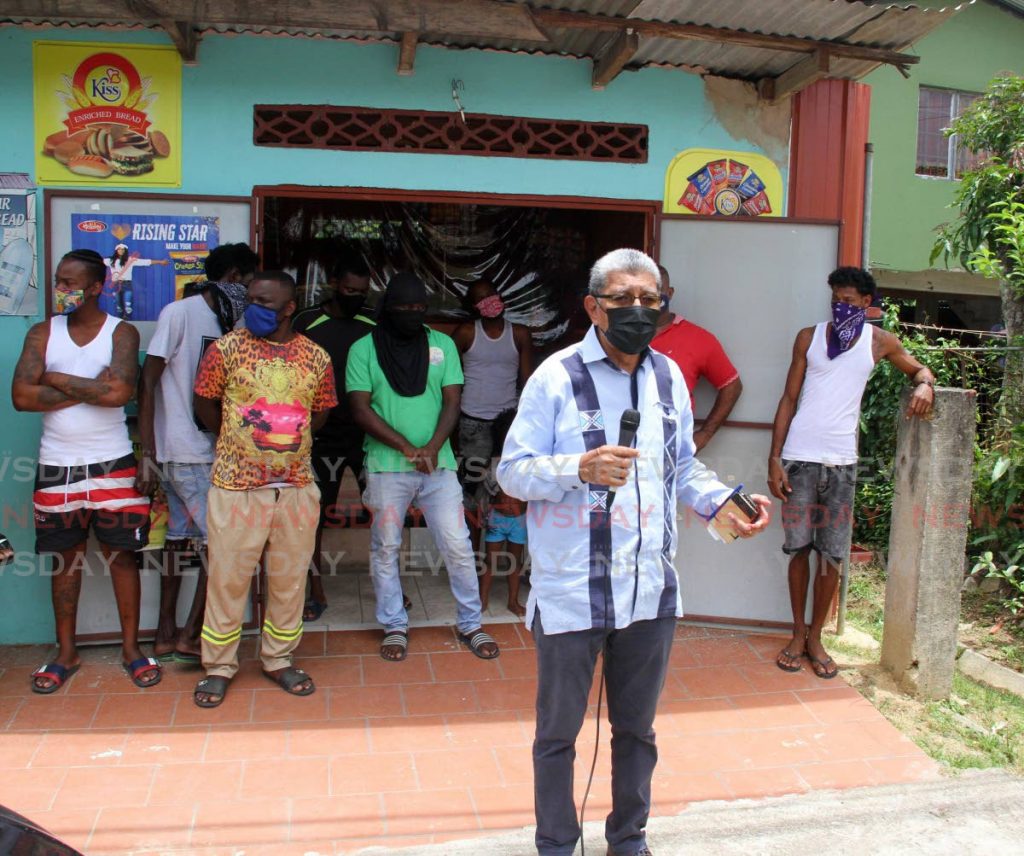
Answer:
[{"xmin": 496, "ymin": 325, "xmax": 732, "ymax": 635}]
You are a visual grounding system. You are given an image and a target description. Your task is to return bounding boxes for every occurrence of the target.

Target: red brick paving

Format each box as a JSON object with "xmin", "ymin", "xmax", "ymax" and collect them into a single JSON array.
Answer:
[{"xmin": 0, "ymin": 624, "xmax": 941, "ymax": 853}]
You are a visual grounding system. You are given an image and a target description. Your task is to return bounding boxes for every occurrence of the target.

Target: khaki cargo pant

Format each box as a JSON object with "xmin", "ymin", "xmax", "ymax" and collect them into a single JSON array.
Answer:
[{"xmin": 201, "ymin": 483, "xmax": 320, "ymax": 679}]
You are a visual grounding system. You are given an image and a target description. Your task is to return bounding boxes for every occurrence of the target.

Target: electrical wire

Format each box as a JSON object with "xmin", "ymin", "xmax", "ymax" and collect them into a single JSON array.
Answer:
[{"xmin": 577, "ymin": 650, "xmax": 606, "ymax": 856}]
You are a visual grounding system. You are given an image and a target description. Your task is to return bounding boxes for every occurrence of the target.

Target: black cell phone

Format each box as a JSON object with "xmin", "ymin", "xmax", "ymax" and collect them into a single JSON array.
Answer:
[{"xmin": 730, "ymin": 491, "xmax": 760, "ymax": 522}]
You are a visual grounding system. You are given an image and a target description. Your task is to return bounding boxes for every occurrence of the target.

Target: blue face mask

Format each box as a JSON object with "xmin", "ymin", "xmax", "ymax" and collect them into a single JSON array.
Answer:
[{"xmin": 244, "ymin": 303, "xmax": 280, "ymax": 337}]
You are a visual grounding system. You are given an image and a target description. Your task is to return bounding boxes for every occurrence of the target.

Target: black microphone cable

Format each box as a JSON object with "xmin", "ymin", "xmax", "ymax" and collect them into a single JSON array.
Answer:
[{"xmin": 578, "ymin": 408, "xmax": 641, "ymax": 856}]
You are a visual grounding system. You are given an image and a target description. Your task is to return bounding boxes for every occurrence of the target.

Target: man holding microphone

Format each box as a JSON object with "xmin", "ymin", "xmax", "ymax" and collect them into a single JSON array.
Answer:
[{"xmin": 498, "ymin": 248, "xmax": 771, "ymax": 856}]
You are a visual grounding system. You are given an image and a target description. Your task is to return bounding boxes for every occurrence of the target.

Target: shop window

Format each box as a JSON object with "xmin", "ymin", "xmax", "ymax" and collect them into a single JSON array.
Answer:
[
  {"xmin": 253, "ymin": 105, "xmax": 648, "ymax": 163},
  {"xmin": 915, "ymin": 86, "xmax": 984, "ymax": 179}
]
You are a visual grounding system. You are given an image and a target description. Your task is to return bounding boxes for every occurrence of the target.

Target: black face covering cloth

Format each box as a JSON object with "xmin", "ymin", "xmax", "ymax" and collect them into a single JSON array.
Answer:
[
  {"xmin": 207, "ymin": 281, "xmax": 248, "ymax": 334},
  {"xmin": 373, "ymin": 272, "xmax": 429, "ymax": 397}
]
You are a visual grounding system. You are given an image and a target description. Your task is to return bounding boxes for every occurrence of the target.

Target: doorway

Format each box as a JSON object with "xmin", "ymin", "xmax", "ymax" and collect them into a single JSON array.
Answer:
[{"xmin": 254, "ymin": 186, "xmax": 656, "ymax": 347}]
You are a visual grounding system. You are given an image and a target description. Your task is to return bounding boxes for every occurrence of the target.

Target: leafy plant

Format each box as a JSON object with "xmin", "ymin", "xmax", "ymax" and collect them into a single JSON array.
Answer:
[
  {"xmin": 853, "ymin": 302, "xmax": 1002, "ymax": 547},
  {"xmin": 933, "ymin": 74, "xmax": 1024, "ymax": 437}
]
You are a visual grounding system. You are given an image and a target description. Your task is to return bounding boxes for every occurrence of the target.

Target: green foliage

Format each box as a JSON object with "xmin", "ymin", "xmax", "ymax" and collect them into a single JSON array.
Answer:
[
  {"xmin": 970, "ymin": 421, "xmax": 1024, "ymax": 618},
  {"xmin": 853, "ymin": 302, "xmax": 1023, "ymax": 622},
  {"xmin": 969, "ymin": 200, "xmax": 1024, "ymax": 296},
  {"xmin": 932, "ymin": 74, "xmax": 1024, "ymax": 282},
  {"xmin": 853, "ymin": 303, "xmax": 1001, "ymax": 546}
]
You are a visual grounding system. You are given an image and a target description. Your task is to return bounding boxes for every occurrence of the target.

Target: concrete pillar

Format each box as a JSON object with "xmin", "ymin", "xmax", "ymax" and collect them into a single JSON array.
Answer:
[{"xmin": 880, "ymin": 387, "xmax": 977, "ymax": 699}]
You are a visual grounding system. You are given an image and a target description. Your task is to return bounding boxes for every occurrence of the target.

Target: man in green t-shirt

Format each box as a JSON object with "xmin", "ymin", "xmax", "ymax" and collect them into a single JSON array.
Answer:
[{"xmin": 347, "ymin": 273, "xmax": 499, "ymax": 663}]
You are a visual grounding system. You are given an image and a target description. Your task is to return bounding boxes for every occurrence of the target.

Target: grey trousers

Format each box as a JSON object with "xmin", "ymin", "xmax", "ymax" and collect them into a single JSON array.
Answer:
[{"xmin": 532, "ymin": 611, "xmax": 677, "ymax": 856}]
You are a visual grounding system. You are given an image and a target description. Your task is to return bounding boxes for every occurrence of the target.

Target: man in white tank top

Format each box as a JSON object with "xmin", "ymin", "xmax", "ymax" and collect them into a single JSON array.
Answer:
[
  {"xmin": 452, "ymin": 279, "xmax": 534, "ymax": 568},
  {"xmin": 768, "ymin": 267, "xmax": 935, "ymax": 680},
  {"xmin": 12, "ymin": 249, "xmax": 160, "ymax": 694}
]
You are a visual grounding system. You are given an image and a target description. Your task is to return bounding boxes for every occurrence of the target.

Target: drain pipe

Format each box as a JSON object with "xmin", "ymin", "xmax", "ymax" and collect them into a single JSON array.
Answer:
[
  {"xmin": 861, "ymin": 142, "xmax": 874, "ymax": 268},
  {"xmin": 837, "ymin": 141, "xmax": 875, "ymax": 638}
]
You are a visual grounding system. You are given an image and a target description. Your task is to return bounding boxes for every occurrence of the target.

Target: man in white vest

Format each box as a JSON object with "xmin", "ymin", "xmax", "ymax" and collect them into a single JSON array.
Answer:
[
  {"xmin": 12, "ymin": 249, "xmax": 159, "ymax": 694},
  {"xmin": 768, "ymin": 267, "xmax": 934, "ymax": 679}
]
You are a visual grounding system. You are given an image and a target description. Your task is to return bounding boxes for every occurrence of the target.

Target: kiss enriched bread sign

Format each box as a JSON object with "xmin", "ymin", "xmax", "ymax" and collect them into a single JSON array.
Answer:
[{"xmin": 34, "ymin": 42, "xmax": 181, "ymax": 187}]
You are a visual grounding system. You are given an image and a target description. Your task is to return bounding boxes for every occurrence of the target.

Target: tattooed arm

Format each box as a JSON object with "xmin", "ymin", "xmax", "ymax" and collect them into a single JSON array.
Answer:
[
  {"xmin": 11, "ymin": 322, "xmax": 80, "ymax": 412},
  {"xmin": 41, "ymin": 321, "xmax": 140, "ymax": 408}
]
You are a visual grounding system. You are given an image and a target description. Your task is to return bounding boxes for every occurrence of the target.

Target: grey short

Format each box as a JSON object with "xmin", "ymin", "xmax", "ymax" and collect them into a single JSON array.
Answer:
[
  {"xmin": 780, "ymin": 459, "xmax": 856, "ymax": 564},
  {"xmin": 457, "ymin": 414, "xmax": 496, "ymax": 509}
]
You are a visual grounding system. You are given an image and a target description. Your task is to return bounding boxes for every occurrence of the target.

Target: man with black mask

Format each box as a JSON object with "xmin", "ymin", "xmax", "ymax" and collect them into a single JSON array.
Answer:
[
  {"xmin": 497, "ymin": 248, "xmax": 771, "ymax": 856},
  {"xmin": 347, "ymin": 273, "xmax": 499, "ymax": 662},
  {"xmin": 293, "ymin": 253, "xmax": 374, "ymax": 621}
]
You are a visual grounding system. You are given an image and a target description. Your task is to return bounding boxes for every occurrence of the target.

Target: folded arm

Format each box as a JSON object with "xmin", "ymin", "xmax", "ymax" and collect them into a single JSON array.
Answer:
[
  {"xmin": 11, "ymin": 322, "xmax": 80, "ymax": 412},
  {"xmin": 41, "ymin": 322, "xmax": 140, "ymax": 408}
]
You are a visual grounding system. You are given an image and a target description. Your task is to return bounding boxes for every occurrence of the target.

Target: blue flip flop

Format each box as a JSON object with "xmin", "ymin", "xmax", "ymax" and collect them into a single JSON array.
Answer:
[
  {"xmin": 123, "ymin": 656, "xmax": 163, "ymax": 688},
  {"xmin": 30, "ymin": 662, "xmax": 80, "ymax": 694}
]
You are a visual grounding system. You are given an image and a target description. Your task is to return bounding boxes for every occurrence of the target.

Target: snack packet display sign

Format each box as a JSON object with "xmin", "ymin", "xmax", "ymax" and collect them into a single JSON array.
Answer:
[
  {"xmin": 664, "ymin": 148, "xmax": 783, "ymax": 217},
  {"xmin": 68, "ymin": 213, "xmax": 219, "ymax": 320},
  {"xmin": 0, "ymin": 189, "xmax": 38, "ymax": 316},
  {"xmin": 34, "ymin": 42, "xmax": 181, "ymax": 187}
]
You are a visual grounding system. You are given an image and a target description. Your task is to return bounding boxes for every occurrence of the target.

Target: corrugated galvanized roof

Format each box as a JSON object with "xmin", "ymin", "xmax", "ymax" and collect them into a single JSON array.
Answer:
[
  {"xmin": 1, "ymin": 0, "xmax": 967, "ymax": 83},
  {"xmin": 0, "ymin": 173, "xmax": 33, "ymax": 189}
]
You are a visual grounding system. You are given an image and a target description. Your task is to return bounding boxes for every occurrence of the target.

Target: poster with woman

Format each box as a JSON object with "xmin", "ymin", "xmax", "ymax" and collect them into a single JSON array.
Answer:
[
  {"xmin": 0, "ymin": 182, "xmax": 37, "ymax": 316},
  {"xmin": 69, "ymin": 213, "xmax": 219, "ymax": 320}
]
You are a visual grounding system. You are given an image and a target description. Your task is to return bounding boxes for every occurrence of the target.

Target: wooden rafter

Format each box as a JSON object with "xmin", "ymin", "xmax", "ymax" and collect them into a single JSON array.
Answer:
[
  {"xmin": 397, "ymin": 30, "xmax": 418, "ymax": 76},
  {"xmin": 530, "ymin": 7, "xmax": 920, "ymax": 73},
  {"xmin": 160, "ymin": 19, "xmax": 198, "ymax": 63},
  {"xmin": 592, "ymin": 28, "xmax": 640, "ymax": 89},
  {"xmin": 758, "ymin": 48, "xmax": 832, "ymax": 103},
  {"xmin": 3, "ymin": 0, "xmax": 923, "ymax": 81},
  {"xmin": 3, "ymin": 0, "xmax": 550, "ymax": 41}
]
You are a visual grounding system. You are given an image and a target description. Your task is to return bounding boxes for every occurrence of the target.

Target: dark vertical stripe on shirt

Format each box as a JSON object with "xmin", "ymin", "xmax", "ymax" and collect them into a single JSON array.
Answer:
[
  {"xmin": 652, "ymin": 353, "xmax": 679, "ymax": 617},
  {"xmin": 561, "ymin": 352, "xmax": 614, "ymax": 629}
]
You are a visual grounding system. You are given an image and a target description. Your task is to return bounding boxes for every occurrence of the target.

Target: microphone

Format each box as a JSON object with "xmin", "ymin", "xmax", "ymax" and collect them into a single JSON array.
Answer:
[{"xmin": 607, "ymin": 408, "xmax": 641, "ymax": 509}]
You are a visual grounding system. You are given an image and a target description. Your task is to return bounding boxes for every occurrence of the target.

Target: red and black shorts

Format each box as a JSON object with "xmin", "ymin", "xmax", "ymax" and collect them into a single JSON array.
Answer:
[{"xmin": 33, "ymin": 453, "xmax": 151, "ymax": 554}]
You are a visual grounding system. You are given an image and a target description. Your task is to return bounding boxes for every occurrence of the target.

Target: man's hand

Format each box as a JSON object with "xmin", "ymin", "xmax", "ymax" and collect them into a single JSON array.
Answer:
[
  {"xmin": 906, "ymin": 383, "xmax": 934, "ymax": 419},
  {"xmin": 727, "ymin": 494, "xmax": 773, "ymax": 538},
  {"xmin": 578, "ymin": 445, "xmax": 640, "ymax": 487},
  {"xmin": 693, "ymin": 428, "xmax": 711, "ymax": 452},
  {"xmin": 135, "ymin": 452, "xmax": 161, "ymax": 497},
  {"xmin": 767, "ymin": 458, "xmax": 791, "ymax": 501},
  {"xmin": 410, "ymin": 446, "xmax": 439, "ymax": 474}
]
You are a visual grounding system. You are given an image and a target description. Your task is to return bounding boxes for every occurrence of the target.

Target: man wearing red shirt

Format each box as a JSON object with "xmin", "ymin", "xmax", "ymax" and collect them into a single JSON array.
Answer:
[{"xmin": 650, "ymin": 265, "xmax": 742, "ymax": 451}]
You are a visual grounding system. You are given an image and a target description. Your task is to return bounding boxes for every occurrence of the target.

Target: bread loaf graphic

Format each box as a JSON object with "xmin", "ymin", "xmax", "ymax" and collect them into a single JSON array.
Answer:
[
  {"xmin": 66, "ymin": 154, "xmax": 115, "ymax": 178},
  {"xmin": 43, "ymin": 122, "xmax": 170, "ymax": 179}
]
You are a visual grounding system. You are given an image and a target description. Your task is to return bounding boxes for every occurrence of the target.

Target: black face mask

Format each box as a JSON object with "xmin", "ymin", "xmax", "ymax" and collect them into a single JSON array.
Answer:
[
  {"xmin": 386, "ymin": 308, "xmax": 426, "ymax": 338},
  {"xmin": 602, "ymin": 306, "xmax": 660, "ymax": 355},
  {"xmin": 335, "ymin": 293, "xmax": 366, "ymax": 319}
]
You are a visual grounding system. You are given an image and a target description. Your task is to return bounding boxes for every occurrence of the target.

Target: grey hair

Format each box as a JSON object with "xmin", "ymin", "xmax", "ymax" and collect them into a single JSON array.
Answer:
[{"xmin": 588, "ymin": 248, "xmax": 661, "ymax": 295}]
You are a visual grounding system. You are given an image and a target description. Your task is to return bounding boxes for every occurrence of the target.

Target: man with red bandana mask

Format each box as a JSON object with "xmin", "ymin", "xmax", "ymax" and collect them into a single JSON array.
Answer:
[
  {"xmin": 452, "ymin": 280, "xmax": 533, "ymax": 581},
  {"xmin": 768, "ymin": 266, "xmax": 934, "ymax": 681}
]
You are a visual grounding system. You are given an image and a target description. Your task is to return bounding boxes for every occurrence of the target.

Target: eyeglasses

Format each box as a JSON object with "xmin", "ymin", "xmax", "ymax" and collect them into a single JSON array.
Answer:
[{"xmin": 593, "ymin": 291, "xmax": 662, "ymax": 310}]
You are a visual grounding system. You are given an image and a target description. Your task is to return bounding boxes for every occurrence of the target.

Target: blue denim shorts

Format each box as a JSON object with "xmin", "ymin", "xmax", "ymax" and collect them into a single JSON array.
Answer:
[
  {"xmin": 780, "ymin": 459, "xmax": 856, "ymax": 564},
  {"xmin": 484, "ymin": 509, "xmax": 527, "ymax": 545},
  {"xmin": 161, "ymin": 462, "xmax": 212, "ymax": 542}
]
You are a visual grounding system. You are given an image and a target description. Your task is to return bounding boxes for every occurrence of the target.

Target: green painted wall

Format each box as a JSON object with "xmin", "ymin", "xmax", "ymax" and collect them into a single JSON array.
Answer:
[{"xmin": 865, "ymin": 0, "xmax": 1024, "ymax": 274}]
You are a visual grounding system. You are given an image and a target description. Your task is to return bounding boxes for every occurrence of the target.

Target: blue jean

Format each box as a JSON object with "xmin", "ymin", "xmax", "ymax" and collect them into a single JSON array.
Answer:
[
  {"xmin": 533, "ymin": 611, "xmax": 676, "ymax": 856},
  {"xmin": 161, "ymin": 462, "xmax": 212, "ymax": 542},
  {"xmin": 364, "ymin": 469, "xmax": 482, "ymax": 635}
]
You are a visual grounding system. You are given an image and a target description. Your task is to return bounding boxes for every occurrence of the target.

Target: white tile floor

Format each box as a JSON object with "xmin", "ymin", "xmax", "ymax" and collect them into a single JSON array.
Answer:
[{"xmin": 304, "ymin": 526, "xmax": 529, "ymax": 631}]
